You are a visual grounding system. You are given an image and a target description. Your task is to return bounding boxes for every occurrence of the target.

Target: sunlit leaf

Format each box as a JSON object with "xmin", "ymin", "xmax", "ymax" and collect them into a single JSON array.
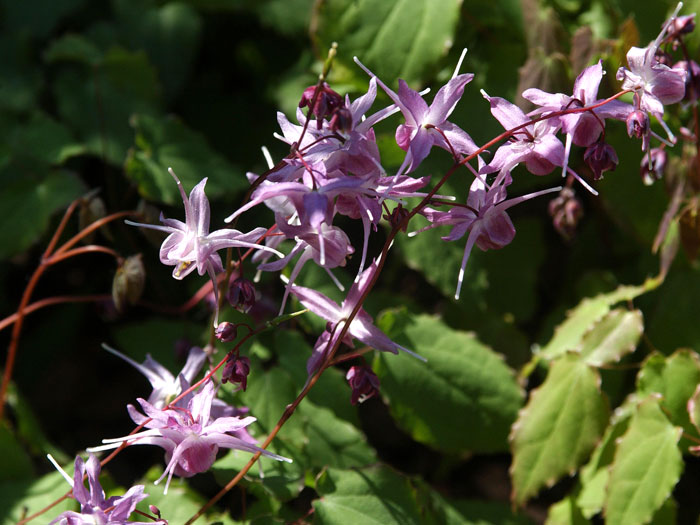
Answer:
[{"xmin": 578, "ymin": 308, "xmax": 643, "ymax": 367}]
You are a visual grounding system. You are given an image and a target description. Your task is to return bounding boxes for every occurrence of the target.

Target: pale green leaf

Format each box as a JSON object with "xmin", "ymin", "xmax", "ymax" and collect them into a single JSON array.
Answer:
[
  {"xmin": 536, "ymin": 280, "xmax": 658, "ymax": 362},
  {"xmin": 579, "ymin": 308, "xmax": 644, "ymax": 367},
  {"xmin": 376, "ymin": 312, "xmax": 523, "ymax": 453},
  {"xmin": 0, "ymin": 471, "xmax": 75, "ymax": 524},
  {"xmin": 511, "ymin": 354, "xmax": 609, "ymax": 504},
  {"xmin": 604, "ymin": 397, "xmax": 683, "ymax": 525},
  {"xmin": 545, "ymin": 493, "xmax": 588, "ymax": 525}
]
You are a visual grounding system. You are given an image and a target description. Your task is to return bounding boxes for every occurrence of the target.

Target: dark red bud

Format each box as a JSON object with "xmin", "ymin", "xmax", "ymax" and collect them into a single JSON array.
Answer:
[
  {"xmin": 383, "ymin": 205, "xmax": 410, "ymax": 233},
  {"xmin": 214, "ymin": 322, "xmax": 238, "ymax": 342},
  {"xmin": 299, "ymin": 83, "xmax": 344, "ymax": 129},
  {"xmin": 222, "ymin": 354, "xmax": 251, "ymax": 390},
  {"xmin": 548, "ymin": 188, "xmax": 583, "ymax": 241},
  {"xmin": 626, "ymin": 109, "xmax": 649, "ymax": 139},
  {"xmin": 227, "ymin": 277, "xmax": 256, "ymax": 312},
  {"xmin": 583, "ymin": 141, "xmax": 618, "ymax": 181},
  {"xmin": 346, "ymin": 365, "xmax": 380, "ymax": 405},
  {"xmin": 329, "ymin": 107, "xmax": 353, "ymax": 133}
]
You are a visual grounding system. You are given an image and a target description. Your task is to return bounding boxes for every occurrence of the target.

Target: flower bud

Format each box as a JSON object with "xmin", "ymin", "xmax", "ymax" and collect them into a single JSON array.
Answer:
[
  {"xmin": 222, "ymin": 353, "xmax": 251, "ymax": 390},
  {"xmin": 640, "ymin": 147, "xmax": 667, "ymax": 185},
  {"xmin": 674, "ymin": 60, "xmax": 700, "ymax": 102},
  {"xmin": 299, "ymin": 82, "xmax": 344, "ymax": 129},
  {"xmin": 383, "ymin": 205, "xmax": 410, "ymax": 233},
  {"xmin": 583, "ymin": 141, "xmax": 618, "ymax": 181},
  {"xmin": 548, "ymin": 188, "xmax": 583, "ymax": 241},
  {"xmin": 329, "ymin": 107, "xmax": 353, "ymax": 133},
  {"xmin": 112, "ymin": 254, "xmax": 145, "ymax": 312},
  {"xmin": 227, "ymin": 277, "xmax": 256, "ymax": 312},
  {"xmin": 78, "ymin": 194, "xmax": 106, "ymax": 244},
  {"xmin": 214, "ymin": 322, "xmax": 238, "ymax": 342},
  {"xmin": 346, "ymin": 365, "xmax": 380, "ymax": 405},
  {"xmin": 667, "ymin": 14, "xmax": 696, "ymax": 40},
  {"xmin": 626, "ymin": 109, "xmax": 649, "ymax": 139}
]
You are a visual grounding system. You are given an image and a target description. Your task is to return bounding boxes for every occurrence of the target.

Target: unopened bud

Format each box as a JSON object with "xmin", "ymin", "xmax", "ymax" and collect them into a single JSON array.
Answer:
[
  {"xmin": 383, "ymin": 205, "xmax": 410, "ymax": 233},
  {"xmin": 299, "ymin": 83, "xmax": 344, "ymax": 129},
  {"xmin": 626, "ymin": 109, "xmax": 649, "ymax": 139},
  {"xmin": 583, "ymin": 141, "xmax": 618, "ymax": 181},
  {"xmin": 214, "ymin": 322, "xmax": 238, "ymax": 342},
  {"xmin": 329, "ymin": 107, "xmax": 353, "ymax": 133},
  {"xmin": 346, "ymin": 365, "xmax": 380, "ymax": 405},
  {"xmin": 78, "ymin": 195, "xmax": 107, "ymax": 244},
  {"xmin": 640, "ymin": 147, "xmax": 667, "ymax": 185},
  {"xmin": 112, "ymin": 254, "xmax": 145, "ymax": 312},
  {"xmin": 227, "ymin": 277, "xmax": 256, "ymax": 312},
  {"xmin": 222, "ymin": 353, "xmax": 251, "ymax": 390},
  {"xmin": 667, "ymin": 14, "xmax": 696, "ymax": 40},
  {"xmin": 548, "ymin": 187, "xmax": 583, "ymax": 241},
  {"xmin": 674, "ymin": 60, "xmax": 700, "ymax": 102}
]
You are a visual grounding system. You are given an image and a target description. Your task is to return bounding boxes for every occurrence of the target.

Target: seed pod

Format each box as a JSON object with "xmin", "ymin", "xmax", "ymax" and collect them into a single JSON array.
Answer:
[{"xmin": 112, "ymin": 254, "xmax": 146, "ymax": 312}]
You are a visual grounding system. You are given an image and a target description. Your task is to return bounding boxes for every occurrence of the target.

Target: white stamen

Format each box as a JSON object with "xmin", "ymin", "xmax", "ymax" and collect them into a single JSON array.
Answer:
[
  {"xmin": 455, "ymin": 267, "xmax": 465, "ymax": 301},
  {"xmin": 261, "ymin": 146, "xmax": 274, "ymax": 169},
  {"xmin": 452, "ymin": 48, "xmax": 468, "ymax": 79},
  {"xmin": 279, "ymin": 274, "xmax": 290, "ymax": 285},
  {"xmin": 326, "ymin": 268, "xmax": 345, "ymax": 291},
  {"xmin": 47, "ymin": 454, "xmax": 73, "ymax": 486}
]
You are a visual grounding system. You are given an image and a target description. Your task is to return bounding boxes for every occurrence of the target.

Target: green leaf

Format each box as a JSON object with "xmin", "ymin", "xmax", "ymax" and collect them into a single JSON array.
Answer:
[
  {"xmin": 0, "ymin": 470, "xmax": 75, "ymax": 524},
  {"xmin": 376, "ymin": 312, "xmax": 523, "ymax": 453},
  {"xmin": 52, "ymin": 46, "xmax": 161, "ymax": 165},
  {"xmin": 0, "ymin": 170, "xmax": 85, "ymax": 258},
  {"xmin": 44, "ymin": 33, "xmax": 102, "ymax": 65},
  {"xmin": 636, "ymin": 349, "xmax": 700, "ymax": 448},
  {"xmin": 511, "ymin": 354, "xmax": 609, "ymax": 504},
  {"xmin": 436, "ymin": 497, "xmax": 534, "ymax": 525},
  {"xmin": 536, "ymin": 280, "xmax": 658, "ymax": 363},
  {"xmin": 313, "ymin": 0, "xmax": 461, "ymax": 86},
  {"xmin": 125, "ymin": 114, "xmax": 248, "ymax": 205},
  {"xmin": 604, "ymin": 397, "xmax": 683, "ymax": 525},
  {"xmin": 577, "ymin": 414, "xmax": 631, "ymax": 518},
  {"xmin": 313, "ymin": 466, "xmax": 424, "ymax": 525},
  {"xmin": 0, "ymin": 423, "xmax": 32, "ymax": 483},
  {"xmin": 546, "ymin": 493, "xmax": 588, "ymax": 525},
  {"xmin": 579, "ymin": 308, "xmax": 644, "ymax": 367}
]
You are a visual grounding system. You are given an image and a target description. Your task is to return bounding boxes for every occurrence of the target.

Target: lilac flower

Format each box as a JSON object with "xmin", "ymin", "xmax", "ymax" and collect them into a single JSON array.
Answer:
[
  {"xmin": 354, "ymin": 50, "xmax": 478, "ymax": 176},
  {"xmin": 412, "ymin": 176, "xmax": 561, "ymax": 300},
  {"xmin": 103, "ymin": 344, "xmax": 206, "ymax": 409},
  {"xmin": 290, "ymin": 259, "xmax": 425, "ymax": 375},
  {"xmin": 126, "ymin": 168, "xmax": 283, "ymax": 324},
  {"xmin": 616, "ymin": 3, "xmax": 687, "ymax": 141},
  {"xmin": 92, "ymin": 380, "xmax": 290, "ymax": 494},
  {"xmin": 49, "ymin": 454, "xmax": 155, "ymax": 525}
]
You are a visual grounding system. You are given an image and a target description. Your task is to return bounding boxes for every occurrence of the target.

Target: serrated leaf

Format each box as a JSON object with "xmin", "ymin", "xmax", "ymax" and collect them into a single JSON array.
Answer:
[
  {"xmin": 313, "ymin": 0, "xmax": 461, "ymax": 86},
  {"xmin": 636, "ymin": 349, "xmax": 700, "ymax": 448},
  {"xmin": 0, "ymin": 170, "xmax": 86, "ymax": 258},
  {"xmin": 579, "ymin": 308, "xmax": 643, "ymax": 367},
  {"xmin": 604, "ymin": 398, "xmax": 683, "ymax": 525},
  {"xmin": 125, "ymin": 114, "xmax": 248, "ymax": 205},
  {"xmin": 577, "ymin": 415, "xmax": 630, "ymax": 518},
  {"xmin": 536, "ymin": 280, "xmax": 658, "ymax": 362},
  {"xmin": 313, "ymin": 466, "xmax": 424, "ymax": 525},
  {"xmin": 511, "ymin": 354, "xmax": 609, "ymax": 504},
  {"xmin": 376, "ymin": 313, "xmax": 523, "ymax": 453},
  {"xmin": 545, "ymin": 492, "xmax": 588, "ymax": 525}
]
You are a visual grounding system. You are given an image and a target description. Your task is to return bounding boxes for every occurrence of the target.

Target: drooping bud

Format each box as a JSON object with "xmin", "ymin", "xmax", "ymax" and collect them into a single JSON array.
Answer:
[
  {"xmin": 214, "ymin": 322, "xmax": 238, "ymax": 342},
  {"xmin": 112, "ymin": 254, "xmax": 146, "ymax": 312},
  {"xmin": 299, "ymin": 82, "xmax": 344, "ymax": 129},
  {"xmin": 640, "ymin": 147, "xmax": 667, "ymax": 185},
  {"xmin": 78, "ymin": 194, "xmax": 107, "ymax": 244},
  {"xmin": 222, "ymin": 353, "xmax": 251, "ymax": 390},
  {"xmin": 383, "ymin": 205, "xmax": 410, "ymax": 233},
  {"xmin": 346, "ymin": 365, "xmax": 380, "ymax": 405},
  {"xmin": 674, "ymin": 60, "xmax": 700, "ymax": 102},
  {"xmin": 583, "ymin": 140, "xmax": 618, "ymax": 180},
  {"xmin": 227, "ymin": 277, "xmax": 256, "ymax": 312},
  {"xmin": 329, "ymin": 106, "xmax": 353, "ymax": 133},
  {"xmin": 626, "ymin": 109, "xmax": 649, "ymax": 139},
  {"xmin": 548, "ymin": 187, "xmax": 583, "ymax": 241},
  {"xmin": 666, "ymin": 14, "xmax": 696, "ymax": 41}
]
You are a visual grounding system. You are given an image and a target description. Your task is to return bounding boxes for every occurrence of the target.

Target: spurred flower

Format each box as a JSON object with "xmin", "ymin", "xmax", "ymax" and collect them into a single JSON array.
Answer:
[
  {"xmin": 346, "ymin": 365, "xmax": 381, "ymax": 405},
  {"xmin": 49, "ymin": 455, "xmax": 155, "ymax": 525},
  {"xmin": 92, "ymin": 380, "xmax": 290, "ymax": 494},
  {"xmin": 127, "ymin": 168, "xmax": 282, "ymax": 325}
]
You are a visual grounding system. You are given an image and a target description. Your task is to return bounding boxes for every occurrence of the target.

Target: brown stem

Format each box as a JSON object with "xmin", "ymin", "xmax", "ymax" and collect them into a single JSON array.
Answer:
[{"xmin": 0, "ymin": 294, "xmax": 111, "ymax": 333}]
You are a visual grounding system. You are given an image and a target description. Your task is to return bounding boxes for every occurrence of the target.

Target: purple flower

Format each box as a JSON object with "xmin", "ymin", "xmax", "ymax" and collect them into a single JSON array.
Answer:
[
  {"xmin": 640, "ymin": 147, "xmax": 668, "ymax": 185},
  {"xmin": 346, "ymin": 365, "xmax": 380, "ymax": 405},
  {"xmin": 49, "ymin": 455, "xmax": 155, "ymax": 525},
  {"xmin": 412, "ymin": 175, "xmax": 561, "ymax": 299},
  {"xmin": 127, "ymin": 168, "xmax": 282, "ymax": 325},
  {"xmin": 290, "ymin": 259, "xmax": 425, "ymax": 375},
  {"xmin": 354, "ymin": 50, "xmax": 478, "ymax": 175},
  {"xmin": 221, "ymin": 353, "xmax": 251, "ymax": 390},
  {"xmin": 92, "ymin": 380, "xmax": 290, "ymax": 494},
  {"xmin": 103, "ymin": 344, "xmax": 206, "ymax": 409},
  {"xmin": 583, "ymin": 140, "xmax": 619, "ymax": 180},
  {"xmin": 616, "ymin": 4, "xmax": 687, "ymax": 137}
]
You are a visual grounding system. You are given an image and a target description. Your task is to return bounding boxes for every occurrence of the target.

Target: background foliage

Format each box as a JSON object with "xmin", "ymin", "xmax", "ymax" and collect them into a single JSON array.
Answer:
[{"xmin": 2, "ymin": 0, "xmax": 700, "ymax": 523}]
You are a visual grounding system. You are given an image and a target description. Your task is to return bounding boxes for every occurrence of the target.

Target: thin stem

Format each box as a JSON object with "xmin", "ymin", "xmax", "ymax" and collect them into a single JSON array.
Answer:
[
  {"xmin": 53, "ymin": 211, "xmax": 138, "ymax": 256},
  {"xmin": 0, "ymin": 294, "xmax": 111, "ymax": 333},
  {"xmin": 46, "ymin": 245, "xmax": 122, "ymax": 265}
]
